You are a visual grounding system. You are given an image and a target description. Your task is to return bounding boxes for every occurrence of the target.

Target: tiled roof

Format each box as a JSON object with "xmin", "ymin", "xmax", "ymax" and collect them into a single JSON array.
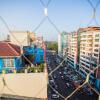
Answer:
[{"xmin": 0, "ymin": 42, "xmax": 21, "ymax": 57}]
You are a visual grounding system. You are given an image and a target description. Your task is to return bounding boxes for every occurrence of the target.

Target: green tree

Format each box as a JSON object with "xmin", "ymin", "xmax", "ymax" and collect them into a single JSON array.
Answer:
[{"xmin": 46, "ymin": 41, "xmax": 58, "ymax": 51}]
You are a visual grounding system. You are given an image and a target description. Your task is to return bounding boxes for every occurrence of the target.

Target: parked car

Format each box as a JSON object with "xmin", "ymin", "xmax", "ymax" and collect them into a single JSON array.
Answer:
[
  {"xmin": 53, "ymin": 74, "xmax": 57, "ymax": 79},
  {"xmin": 66, "ymin": 83, "xmax": 70, "ymax": 87},
  {"xmin": 51, "ymin": 94, "xmax": 59, "ymax": 99}
]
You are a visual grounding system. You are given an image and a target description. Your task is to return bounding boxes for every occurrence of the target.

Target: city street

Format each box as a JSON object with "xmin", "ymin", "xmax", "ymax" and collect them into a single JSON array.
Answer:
[
  {"xmin": 0, "ymin": 0, "xmax": 100, "ymax": 100},
  {"xmin": 47, "ymin": 51, "xmax": 99, "ymax": 100}
]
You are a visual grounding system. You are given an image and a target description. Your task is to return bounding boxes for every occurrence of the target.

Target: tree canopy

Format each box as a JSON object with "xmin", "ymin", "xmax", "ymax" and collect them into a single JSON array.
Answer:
[{"xmin": 46, "ymin": 41, "xmax": 58, "ymax": 52}]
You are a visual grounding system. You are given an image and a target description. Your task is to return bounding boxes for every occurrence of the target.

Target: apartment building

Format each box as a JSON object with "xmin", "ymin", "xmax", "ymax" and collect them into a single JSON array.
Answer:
[
  {"xmin": 58, "ymin": 32, "xmax": 78, "ymax": 69},
  {"xmin": 58, "ymin": 26, "xmax": 100, "ymax": 89},
  {"xmin": 61, "ymin": 32, "xmax": 68, "ymax": 56},
  {"xmin": 78, "ymin": 27, "xmax": 100, "ymax": 77},
  {"xmin": 66, "ymin": 32, "xmax": 78, "ymax": 69}
]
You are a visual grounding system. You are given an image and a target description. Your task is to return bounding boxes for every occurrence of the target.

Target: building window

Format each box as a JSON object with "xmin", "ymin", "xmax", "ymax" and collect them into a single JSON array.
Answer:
[
  {"xmin": 95, "ymin": 44, "xmax": 99, "ymax": 47},
  {"xmin": 95, "ymin": 39, "xmax": 99, "ymax": 42},
  {"xmin": 88, "ymin": 53, "xmax": 91, "ymax": 56},
  {"xmin": 94, "ymin": 54, "xmax": 98, "ymax": 57},
  {"xmin": 83, "ymin": 35, "xmax": 86, "ymax": 38},
  {"xmin": 95, "ymin": 34, "xmax": 99, "ymax": 37},
  {"xmin": 94, "ymin": 49, "xmax": 98, "ymax": 52},
  {"xmin": 3, "ymin": 58, "xmax": 14, "ymax": 68},
  {"xmin": 83, "ymin": 52, "xmax": 85, "ymax": 54}
]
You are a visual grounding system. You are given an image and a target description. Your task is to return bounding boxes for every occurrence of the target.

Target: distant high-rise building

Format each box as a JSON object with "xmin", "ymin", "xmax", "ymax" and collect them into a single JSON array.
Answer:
[
  {"xmin": 58, "ymin": 31, "xmax": 78, "ymax": 69},
  {"xmin": 58, "ymin": 33, "xmax": 62, "ymax": 56}
]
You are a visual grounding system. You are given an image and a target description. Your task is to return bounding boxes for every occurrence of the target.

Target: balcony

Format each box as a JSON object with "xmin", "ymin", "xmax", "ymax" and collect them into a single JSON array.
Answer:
[
  {"xmin": 86, "ymin": 36, "xmax": 92, "ymax": 39},
  {"xmin": 80, "ymin": 59, "xmax": 91, "ymax": 68},
  {"xmin": 80, "ymin": 57, "xmax": 90, "ymax": 63}
]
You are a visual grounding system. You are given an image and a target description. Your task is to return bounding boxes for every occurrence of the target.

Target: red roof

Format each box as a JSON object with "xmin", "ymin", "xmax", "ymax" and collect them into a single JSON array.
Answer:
[{"xmin": 0, "ymin": 42, "xmax": 21, "ymax": 57}]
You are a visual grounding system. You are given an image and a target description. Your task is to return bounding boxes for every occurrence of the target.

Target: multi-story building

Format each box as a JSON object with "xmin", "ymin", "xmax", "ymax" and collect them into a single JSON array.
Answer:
[
  {"xmin": 78, "ymin": 27, "xmax": 100, "ymax": 90},
  {"xmin": 78, "ymin": 27, "xmax": 100, "ymax": 76},
  {"xmin": 66, "ymin": 32, "xmax": 78, "ymax": 69},
  {"xmin": 58, "ymin": 31, "xmax": 78, "ymax": 69},
  {"xmin": 58, "ymin": 32, "xmax": 68, "ymax": 57},
  {"xmin": 58, "ymin": 26, "xmax": 100, "ymax": 90}
]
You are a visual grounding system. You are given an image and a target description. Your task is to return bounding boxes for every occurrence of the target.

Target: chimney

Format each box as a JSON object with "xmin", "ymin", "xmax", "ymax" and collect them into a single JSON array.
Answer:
[{"xmin": 7, "ymin": 34, "xmax": 10, "ymax": 41}]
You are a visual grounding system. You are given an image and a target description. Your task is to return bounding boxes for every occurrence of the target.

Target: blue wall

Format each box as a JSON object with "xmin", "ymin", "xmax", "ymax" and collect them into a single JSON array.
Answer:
[
  {"xmin": 0, "ymin": 57, "xmax": 21, "ymax": 72},
  {"xmin": 23, "ymin": 46, "xmax": 34, "ymax": 55},
  {"xmin": 0, "ymin": 58, "xmax": 3, "ymax": 72},
  {"xmin": 0, "ymin": 46, "xmax": 45, "ymax": 72},
  {"xmin": 23, "ymin": 46, "xmax": 44, "ymax": 64},
  {"xmin": 96, "ymin": 79, "xmax": 100, "ymax": 90},
  {"xmin": 14, "ymin": 57, "xmax": 22, "ymax": 70},
  {"xmin": 34, "ymin": 48, "xmax": 44, "ymax": 64}
]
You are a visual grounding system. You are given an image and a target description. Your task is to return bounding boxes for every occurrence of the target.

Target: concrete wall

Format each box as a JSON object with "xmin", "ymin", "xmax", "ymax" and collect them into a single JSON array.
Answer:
[
  {"xmin": 0, "ymin": 73, "xmax": 47, "ymax": 98},
  {"xmin": 10, "ymin": 31, "xmax": 28, "ymax": 46},
  {"xmin": 10, "ymin": 31, "xmax": 35, "ymax": 46}
]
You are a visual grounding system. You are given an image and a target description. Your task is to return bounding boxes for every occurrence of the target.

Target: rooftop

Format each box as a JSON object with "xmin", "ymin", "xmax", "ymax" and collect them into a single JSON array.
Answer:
[
  {"xmin": 0, "ymin": 41, "xmax": 21, "ymax": 57},
  {"xmin": 78, "ymin": 26, "xmax": 100, "ymax": 32}
]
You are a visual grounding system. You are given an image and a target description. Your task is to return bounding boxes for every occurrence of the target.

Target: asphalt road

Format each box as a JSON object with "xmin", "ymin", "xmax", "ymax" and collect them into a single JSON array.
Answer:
[{"xmin": 47, "ymin": 51, "xmax": 99, "ymax": 100}]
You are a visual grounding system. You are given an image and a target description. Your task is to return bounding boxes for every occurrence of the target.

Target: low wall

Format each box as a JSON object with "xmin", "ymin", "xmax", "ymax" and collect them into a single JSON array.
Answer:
[{"xmin": 0, "ymin": 73, "xmax": 47, "ymax": 99}]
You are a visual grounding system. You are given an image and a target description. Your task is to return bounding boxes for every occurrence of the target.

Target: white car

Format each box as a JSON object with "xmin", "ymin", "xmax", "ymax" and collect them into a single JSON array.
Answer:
[
  {"xmin": 59, "ymin": 72, "xmax": 61, "ymax": 74},
  {"xmin": 49, "ymin": 79, "xmax": 54, "ymax": 83},
  {"xmin": 53, "ymin": 75, "xmax": 56, "ymax": 79},
  {"xmin": 66, "ymin": 83, "xmax": 70, "ymax": 87},
  {"xmin": 51, "ymin": 94, "xmax": 59, "ymax": 99}
]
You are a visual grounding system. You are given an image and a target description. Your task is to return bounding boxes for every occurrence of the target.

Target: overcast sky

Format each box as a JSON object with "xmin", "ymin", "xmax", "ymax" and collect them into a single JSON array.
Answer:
[{"xmin": 0, "ymin": 0, "xmax": 100, "ymax": 41}]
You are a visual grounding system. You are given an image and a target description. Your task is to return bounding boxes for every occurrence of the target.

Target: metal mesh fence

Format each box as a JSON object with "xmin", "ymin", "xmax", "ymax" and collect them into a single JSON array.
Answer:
[{"xmin": 0, "ymin": 0, "xmax": 100, "ymax": 100}]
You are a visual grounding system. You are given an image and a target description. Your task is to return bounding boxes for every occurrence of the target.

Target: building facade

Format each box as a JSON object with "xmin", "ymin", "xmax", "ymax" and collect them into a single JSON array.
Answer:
[
  {"xmin": 10, "ymin": 31, "xmax": 35, "ymax": 46},
  {"xmin": 58, "ymin": 32, "xmax": 78, "ymax": 69},
  {"xmin": 58, "ymin": 33, "xmax": 62, "ymax": 56},
  {"xmin": 66, "ymin": 32, "xmax": 78, "ymax": 69},
  {"xmin": 78, "ymin": 27, "xmax": 100, "ymax": 90},
  {"xmin": 0, "ymin": 41, "xmax": 22, "ymax": 72},
  {"xmin": 58, "ymin": 27, "xmax": 100, "ymax": 90},
  {"xmin": 58, "ymin": 32, "xmax": 68, "ymax": 57},
  {"xmin": 78, "ymin": 27, "xmax": 100, "ymax": 75}
]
